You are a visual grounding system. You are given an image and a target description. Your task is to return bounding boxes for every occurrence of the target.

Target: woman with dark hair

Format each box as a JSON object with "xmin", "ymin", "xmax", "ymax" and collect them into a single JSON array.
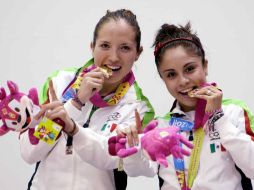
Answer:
[
  {"xmin": 151, "ymin": 22, "xmax": 254, "ymax": 189},
  {"xmin": 20, "ymin": 9, "xmax": 155, "ymax": 190}
]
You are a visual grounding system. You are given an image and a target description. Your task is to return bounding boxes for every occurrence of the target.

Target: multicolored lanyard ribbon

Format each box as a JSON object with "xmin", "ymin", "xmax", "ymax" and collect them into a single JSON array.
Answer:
[
  {"xmin": 171, "ymin": 97, "xmax": 209, "ymax": 190},
  {"xmin": 90, "ymin": 72, "xmax": 135, "ymax": 107},
  {"xmin": 170, "ymin": 117, "xmax": 194, "ymax": 190},
  {"xmin": 186, "ymin": 127, "xmax": 205, "ymax": 189},
  {"xmin": 62, "ymin": 59, "xmax": 135, "ymax": 108}
]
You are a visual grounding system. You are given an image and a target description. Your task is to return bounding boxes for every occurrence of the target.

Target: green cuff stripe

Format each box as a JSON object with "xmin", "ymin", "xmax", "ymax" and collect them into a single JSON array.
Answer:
[{"xmin": 133, "ymin": 82, "xmax": 155, "ymax": 129}]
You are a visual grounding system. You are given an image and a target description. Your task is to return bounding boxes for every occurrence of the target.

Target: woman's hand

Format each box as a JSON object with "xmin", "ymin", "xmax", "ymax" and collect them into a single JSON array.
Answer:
[
  {"xmin": 77, "ymin": 67, "xmax": 105, "ymax": 104},
  {"xmin": 35, "ymin": 80, "xmax": 78, "ymax": 135},
  {"xmin": 192, "ymin": 85, "xmax": 223, "ymax": 113},
  {"xmin": 116, "ymin": 109, "xmax": 142, "ymax": 147}
]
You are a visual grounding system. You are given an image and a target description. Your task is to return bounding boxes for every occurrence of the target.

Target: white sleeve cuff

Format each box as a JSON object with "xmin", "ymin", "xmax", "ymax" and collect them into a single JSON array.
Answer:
[{"xmin": 123, "ymin": 148, "xmax": 157, "ymax": 177}]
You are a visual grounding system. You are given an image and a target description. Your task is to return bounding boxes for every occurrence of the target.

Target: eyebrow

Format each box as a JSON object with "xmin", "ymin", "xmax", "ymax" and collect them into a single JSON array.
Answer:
[
  {"xmin": 163, "ymin": 68, "xmax": 174, "ymax": 74},
  {"xmin": 183, "ymin": 62, "xmax": 196, "ymax": 69},
  {"xmin": 98, "ymin": 40, "xmax": 109, "ymax": 44},
  {"xmin": 121, "ymin": 43, "xmax": 131, "ymax": 46},
  {"xmin": 162, "ymin": 62, "xmax": 196, "ymax": 74}
]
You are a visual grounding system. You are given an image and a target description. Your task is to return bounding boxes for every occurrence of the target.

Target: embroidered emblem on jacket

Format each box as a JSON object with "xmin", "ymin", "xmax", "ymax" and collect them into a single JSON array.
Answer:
[
  {"xmin": 101, "ymin": 123, "xmax": 117, "ymax": 133},
  {"xmin": 107, "ymin": 112, "xmax": 121, "ymax": 122}
]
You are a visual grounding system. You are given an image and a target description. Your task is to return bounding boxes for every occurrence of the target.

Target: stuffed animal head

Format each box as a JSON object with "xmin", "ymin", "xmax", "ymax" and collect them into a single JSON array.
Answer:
[{"xmin": 0, "ymin": 81, "xmax": 39, "ymax": 135}]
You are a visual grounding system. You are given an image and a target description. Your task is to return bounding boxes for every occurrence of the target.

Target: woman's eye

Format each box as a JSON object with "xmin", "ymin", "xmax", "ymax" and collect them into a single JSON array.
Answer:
[
  {"xmin": 167, "ymin": 72, "xmax": 176, "ymax": 78},
  {"xmin": 120, "ymin": 45, "xmax": 130, "ymax": 51},
  {"xmin": 185, "ymin": 66, "xmax": 194, "ymax": 73},
  {"xmin": 100, "ymin": 43, "xmax": 110, "ymax": 49}
]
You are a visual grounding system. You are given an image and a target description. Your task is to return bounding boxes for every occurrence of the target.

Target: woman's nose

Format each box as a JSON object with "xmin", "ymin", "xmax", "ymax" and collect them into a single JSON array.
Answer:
[
  {"xmin": 178, "ymin": 75, "xmax": 190, "ymax": 86},
  {"xmin": 109, "ymin": 49, "xmax": 120, "ymax": 62}
]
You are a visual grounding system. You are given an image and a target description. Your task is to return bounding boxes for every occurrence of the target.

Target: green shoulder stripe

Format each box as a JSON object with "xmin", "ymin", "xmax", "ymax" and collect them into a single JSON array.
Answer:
[
  {"xmin": 133, "ymin": 82, "xmax": 155, "ymax": 129},
  {"xmin": 158, "ymin": 111, "xmax": 172, "ymax": 121},
  {"xmin": 155, "ymin": 99, "xmax": 254, "ymax": 133},
  {"xmin": 39, "ymin": 68, "xmax": 77, "ymax": 104},
  {"xmin": 222, "ymin": 99, "xmax": 254, "ymax": 132},
  {"xmin": 39, "ymin": 58, "xmax": 94, "ymax": 104}
]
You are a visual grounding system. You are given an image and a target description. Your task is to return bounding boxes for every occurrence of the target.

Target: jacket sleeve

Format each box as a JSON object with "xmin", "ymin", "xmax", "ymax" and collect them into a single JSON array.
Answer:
[
  {"xmin": 65, "ymin": 98, "xmax": 157, "ymax": 176},
  {"xmin": 19, "ymin": 131, "xmax": 58, "ymax": 164},
  {"xmin": 215, "ymin": 104, "xmax": 254, "ymax": 179},
  {"xmin": 72, "ymin": 126, "xmax": 119, "ymax": 169},
  {"xmin": 63, "ymin": 99, "xmax": 119, "ymax": 170},
  {"xmin": 72, "ymin": 120, "xmax": 158, "ymax": 176},
  {"xmin": 123, "ymin": 148, "xmax": 158, "ymax": 177},
  {"xmin": 19, "ymin": 75, "xmax": 63, "ymax": 164}
]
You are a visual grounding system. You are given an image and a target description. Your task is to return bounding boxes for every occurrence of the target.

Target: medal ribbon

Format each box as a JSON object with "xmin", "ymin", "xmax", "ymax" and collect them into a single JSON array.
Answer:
[
  {"xmin": 172, "ymin": 97, "xmax": 209, "ymax": 190},
  {"xmin": 62, "ymin": 59, "xmax": 135, "ymax": 108},
  {"xmin": 186, "ymin": 83, "xmax": 217, "ymax": 189},
  {"xmin": 186, "ymin": 127, "xmax": 205, "ymax": 189}
]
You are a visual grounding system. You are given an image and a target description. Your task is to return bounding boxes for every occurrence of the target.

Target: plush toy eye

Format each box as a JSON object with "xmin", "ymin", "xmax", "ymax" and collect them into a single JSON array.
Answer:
[
  {"xmin": 12, "ymin": 121, "xmax": 17, "ymax": 125},
  {"xmin": 15, "ymin": 107, "xmax": 20, "ymax": 112}
]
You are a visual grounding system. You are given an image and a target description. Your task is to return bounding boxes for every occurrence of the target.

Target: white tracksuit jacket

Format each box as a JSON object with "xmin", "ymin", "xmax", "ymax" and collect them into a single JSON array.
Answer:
[
  {"xmin": 19, "ymin": 63, "xmax": 155, "ymax": 190},
  {"xmin": 153, "ymin": 99, "xmax": 254, "ymax": 190}
]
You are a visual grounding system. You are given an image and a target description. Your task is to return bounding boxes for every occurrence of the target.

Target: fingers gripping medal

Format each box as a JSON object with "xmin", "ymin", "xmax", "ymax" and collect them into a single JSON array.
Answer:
[
  {"xmin": 188, "ymin": 91, "xmax": 195, "ymax": 98},
  {"xmin": 188, "ymin": 89, "xmax": 199, "ymax": 98},
  {"xmin": 90, "ymin": 66, "xmax": 113, "ymax": 92}
]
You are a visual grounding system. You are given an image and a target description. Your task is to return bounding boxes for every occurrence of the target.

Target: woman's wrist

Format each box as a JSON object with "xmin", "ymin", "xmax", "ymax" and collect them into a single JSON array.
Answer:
[
  {"xmin": 65, "ymin": 118, "xmax": 79, "ymax": 136},
  {"xmin": 207, "ymin": 108, "xmax": 224, "ymax": 130},
  {"xmin": 71, "ymin": 94, "xmax": 86, "ymax": 110}
]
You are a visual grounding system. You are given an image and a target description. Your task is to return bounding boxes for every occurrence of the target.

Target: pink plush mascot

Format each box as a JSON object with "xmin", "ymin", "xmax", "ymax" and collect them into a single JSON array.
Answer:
[
  {"xmin": 0, "ymin": 80, "xmax": 39, "ymax": 144},
  {"xmin": 108, "ymin": 83, "xmax": 216, "ymax": 167},
  {"xmin": 108, "ymin": 119, "xmax": 193, "ymax": 168}
]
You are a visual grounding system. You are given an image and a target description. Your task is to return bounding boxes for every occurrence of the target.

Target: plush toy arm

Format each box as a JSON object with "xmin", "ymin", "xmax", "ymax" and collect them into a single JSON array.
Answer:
[
  {"xmin": 179, "ymin": 134, "xmax": 194, "ymax": 149},
  {"xmin": 155, "ymin": 153, "xmax": 168, "ymax": 167},
  {"xmin": 28, "ymin": 128, "xmax": 39, "ymax": 145},
  {"xmin": 108, "ymin": 134, "xmax": 138, "ymax": 158},
  {"xmin": 108, "ymin": 134, "xmax": 125, "ymax": 156},
  {"xmin": 143, "ymin": 120, "xmax": 158, "ymax": 133},
  {"xmin": 166, "ymin": 127, "xmax": 193, "ymax": 159},
  {"xmin": 0, "ymin": 125, "xmax": 10, "ymax": 136},
  {"xmin": 117, "ymin": 146, "xmax": 138, "ymax": 158}
]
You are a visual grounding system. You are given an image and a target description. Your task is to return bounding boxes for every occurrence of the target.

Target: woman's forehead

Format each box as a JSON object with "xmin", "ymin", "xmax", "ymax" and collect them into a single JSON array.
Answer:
[{"xmin": 96, "ymin": 20, "xmax": 136, "ymax": 44}]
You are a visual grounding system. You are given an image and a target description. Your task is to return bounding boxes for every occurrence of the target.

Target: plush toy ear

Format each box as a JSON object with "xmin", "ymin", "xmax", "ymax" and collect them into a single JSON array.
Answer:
[
  {"xmin": 7, "ymin": 80, "xmax": 19, "ymax": 95},
  {"xmin": 0, "ymin": 87, "xmax": 6, "ymax": 100},
  {"xmin": 0, "ymin": 125, "xmax": 10, "ymax": 136},
  {"xmin": 28, "ymin": 88, "xmax": 39, "ymax": 106}
]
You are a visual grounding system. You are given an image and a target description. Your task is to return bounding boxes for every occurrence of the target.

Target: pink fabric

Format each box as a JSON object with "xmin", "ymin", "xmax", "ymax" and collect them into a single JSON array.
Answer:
[
  {"xmin": 108, "ymin": 120, "xmax": 193, "ymax": 167},
  {"xmin": 0, "ymin": 80, "xmax": 39, "ymax": 144}
]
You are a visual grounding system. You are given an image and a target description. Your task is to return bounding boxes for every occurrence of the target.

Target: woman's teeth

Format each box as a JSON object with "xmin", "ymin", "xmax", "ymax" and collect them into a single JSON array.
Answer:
[
  {"xmin": 106, "ymin": 65, "xmax": 121, "ymax": 71},
  {"xmin": 180, "ymin": 88, "xmax": 193, "ymax": 94}
]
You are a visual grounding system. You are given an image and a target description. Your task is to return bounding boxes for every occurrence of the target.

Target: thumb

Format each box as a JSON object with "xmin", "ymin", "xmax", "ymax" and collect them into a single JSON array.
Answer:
[{"xmin": 48, "ymin": 80, "xmax": 58, "ymax": 102}]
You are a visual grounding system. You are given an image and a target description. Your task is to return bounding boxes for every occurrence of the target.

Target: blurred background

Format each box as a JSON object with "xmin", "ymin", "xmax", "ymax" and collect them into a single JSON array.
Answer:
[{"xmin": 0, "ymin": 0, "xmax": 253, "ymax": 189}]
